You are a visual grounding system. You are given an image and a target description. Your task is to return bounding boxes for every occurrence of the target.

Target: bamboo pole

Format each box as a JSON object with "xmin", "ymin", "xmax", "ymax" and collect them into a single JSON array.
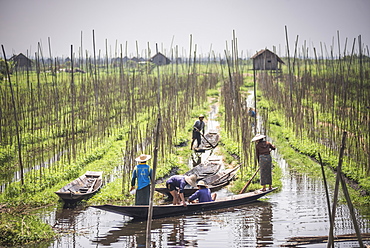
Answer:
[
  {"xmin": 318, "ymin": 153, "xmax": 334, "ymax": 248},
  {"xmin": 145, "ymin": 117, "xmax": 161, "ymax": 248},
  {"xmin": 1, "ymin": 45, "xmax": 24, "ymax": 186},
  {"xmin": 336, "ymin": 133, "xmax": 364, "ymax": 248}
]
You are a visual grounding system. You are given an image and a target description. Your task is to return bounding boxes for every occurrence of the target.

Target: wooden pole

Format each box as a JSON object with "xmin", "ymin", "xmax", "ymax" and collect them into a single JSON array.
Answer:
[
  {"xmin": 252, "ymin": 59, "xmax": 257, "ymax": 172},
  {"xmin": 1, "ymin": 45, "xmax": 24, "ymax": 186},
  {"xmin": 146, "ymin": 43, "xmax": 162, "ymax": 248},
  {"xmin": 328, "ymin": 132, "xmax": 364, "ymax": 248},
  {"xmin": 318, "ymin": 153, "xmax": 334, "ymax": 248},
  {"xmin": 336, "ymin": 133, "xmax": 364, "ymax": 248},
  {"xmin": 145, "ymin": 117, "xmax": 161, "ymax": 248},
  {"xmin": 328, "ymin": 132, "xmax": 346, "ymax": 247},
  {"xmin": 284, "ymin": 25, "xmax": 293, "ymax": 112}
]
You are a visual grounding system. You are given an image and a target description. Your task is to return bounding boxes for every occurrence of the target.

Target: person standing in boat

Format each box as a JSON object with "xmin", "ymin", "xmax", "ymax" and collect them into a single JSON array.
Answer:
[
  {"xmin": 188, "ymin": 181, "xmax": 216, "ymax": 203},
  {"xmin": 166, "ymin": 174, "xmax": 197, "ymax": 206},
  {"xmin": 248, "ymin": 108, "xmax": 256, "ymax": 118},
  {"xmin": 191, "ymin": 114, "xmax": 205, "ymax": 149},
  {"xmin": 130, "ymin": 154, "xmax": 153, "ymax": 205},
  {"xmin": 252, "ymin": 134, "xmax": 276, "ymax": 191}
]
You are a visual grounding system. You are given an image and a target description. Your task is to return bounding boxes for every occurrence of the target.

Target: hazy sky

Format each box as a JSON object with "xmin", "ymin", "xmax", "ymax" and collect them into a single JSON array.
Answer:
[{"xmin": 1, "ymin": 0, "xmax": 369, "ymax": 58}]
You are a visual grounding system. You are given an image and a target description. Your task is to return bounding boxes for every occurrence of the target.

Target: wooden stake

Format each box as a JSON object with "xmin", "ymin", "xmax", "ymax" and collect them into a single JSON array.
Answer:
[
  {"xmin": 318, "ymin": 153, "xmax": 334, "ymax": 248},
  {"xmin": 1, "ymin": 45, "xmax": 24, "ymax": 186}
]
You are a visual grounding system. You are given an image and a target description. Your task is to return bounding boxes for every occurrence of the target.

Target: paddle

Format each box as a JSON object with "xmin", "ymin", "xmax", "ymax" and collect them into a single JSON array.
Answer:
[
  {"xmin": 194, "ymin": 127, "xmax": 218, "ymax": 149},
  {"xmin": 239, "ymin": 167, "xmax": 260, "ymax": 194}
]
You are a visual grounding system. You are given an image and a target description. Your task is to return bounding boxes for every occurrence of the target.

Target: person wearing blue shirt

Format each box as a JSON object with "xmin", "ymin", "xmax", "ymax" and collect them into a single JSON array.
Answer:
[
  {"xmin": 188, "ymin": 181, "xmax": 216, "ymax": 203},
  {"xmin": 166, "ymin": 174, "xmax": 197, "ymax": 206},
  {"xmin": 130, "ymin": 154, "xmax": 153, "ymax": 205}
]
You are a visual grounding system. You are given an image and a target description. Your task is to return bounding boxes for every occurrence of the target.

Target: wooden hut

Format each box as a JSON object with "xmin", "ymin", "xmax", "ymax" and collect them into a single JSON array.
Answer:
[
  {"xmin": 150, "ymin": 52, "xmax": 171, "ymax": 66},
  {"xmin": 251, "ymin": 49, "xmax": 284, "ymax": 70},
  {"xmin": 10, "ymin": 53, "xmax": 32, "ymax": 68}
]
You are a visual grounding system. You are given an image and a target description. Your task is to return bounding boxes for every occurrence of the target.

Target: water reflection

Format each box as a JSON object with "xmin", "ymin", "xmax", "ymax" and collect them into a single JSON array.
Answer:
[
  {"xmin": 46, "ymin": 164, "xmax": 370, "ymax": 247},
  {"xmin": 91, "ymin": 200, "xmax": 274, "ymax": 247},
  {"xmin": 45, "ymin": 139, "xmax": 370, "ymax": 247}
]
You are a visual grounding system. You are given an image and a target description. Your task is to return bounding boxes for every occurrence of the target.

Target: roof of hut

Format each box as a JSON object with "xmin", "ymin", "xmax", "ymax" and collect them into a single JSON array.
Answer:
[{"xmin": 251, "ymin": 49, "xmax": 285, "ymax": 64}]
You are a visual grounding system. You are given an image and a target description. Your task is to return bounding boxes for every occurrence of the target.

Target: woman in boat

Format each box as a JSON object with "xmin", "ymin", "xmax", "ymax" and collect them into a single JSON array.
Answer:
[
  {"xmin": 191, "ymin": 114, "xmax": 205, "ymax": 149},
  {"xmin": 252, "ymin": 134, "xmax": 276, "ymax": 191},
  {"xmin": 130, "ymin": 154, "xmax": 153, "ymax": 205},
  {"xmin": 188, "ymin": 181, "xmax": 216, "ymax": 203},
  {"xmin": 166, "ymin": 174, "xmax": 197, "ymax": 206}
]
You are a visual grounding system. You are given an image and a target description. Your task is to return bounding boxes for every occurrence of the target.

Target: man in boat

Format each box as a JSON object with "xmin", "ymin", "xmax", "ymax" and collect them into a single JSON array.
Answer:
[
  {"xmin": 248, "ymin": 107, "xmax": 256, "ymax": 118},
  {"xmin": 188, "ymin": 180, "xmax": 216, "ymax": 203},
  {"xmin": 166, "ymin": 174, "xmax": 197, "ymax": 206},
  {"xmin": 191, "ymin": 114, "xmax": 205, "ymax": 150},
  {"xmin": 130, "ymin": 154, "xmax": 153, "ymax": 205},
  {"xmin": 252, "ymin": 134, "xmax": 276, "ymax": 191}
]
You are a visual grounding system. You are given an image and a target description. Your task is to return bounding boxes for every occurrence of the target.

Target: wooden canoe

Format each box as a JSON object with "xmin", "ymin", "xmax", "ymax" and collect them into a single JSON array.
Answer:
[
  {"xmin": 55, "ymin": 171, "xmax": 103, "ymax": 203},
  {"xmin": 155, "ymin": 165, "xmax": 239, "ymax": 198},
  {"xmin": 93, "ymin": 188, "xmax": 276, "ymax": 220},
  {"xmin": 200, "ymin": 131, "xmax": 220, "ymax": 149},
  {"xmin": 184, "ymin": 159, "xmax": 222, "ymax": 179}
]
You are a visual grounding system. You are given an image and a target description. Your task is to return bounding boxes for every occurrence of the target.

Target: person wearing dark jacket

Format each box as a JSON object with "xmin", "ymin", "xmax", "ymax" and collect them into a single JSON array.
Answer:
[
  {"xmin": 252, "ymin": 134, "xmax": 276, "ymax": 191},
  {"xmin": 130, "ymin": 154, "xmax": 153, "ymax": 205},
  {"xmin": 191, "ymin": 114, "xmax": 205, "ymax": 149},
  {"xmin": 166, "ymin": 174, "xmax": 197, "ymax": 206}
]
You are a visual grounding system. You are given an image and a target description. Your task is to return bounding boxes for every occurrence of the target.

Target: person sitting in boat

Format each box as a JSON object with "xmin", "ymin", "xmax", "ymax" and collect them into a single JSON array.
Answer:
[
  {"xmin": 166, "ymin": 174, "xmax": 197, "ymax": 206},
  {"xmin": 188, "ymin": 181, "xmax": 217, "ymax": 203},
  {"xmin": 191, "ymin": 114, "xmax": 205, "ymax": 150},
  {"xmin": 130, "ymin": 154, "xmax": 153, "ymax": 205}
]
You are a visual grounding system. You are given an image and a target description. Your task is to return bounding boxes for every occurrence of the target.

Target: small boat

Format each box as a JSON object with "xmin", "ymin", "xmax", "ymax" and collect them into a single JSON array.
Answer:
[
  {"xmin": 184, "ymin": 158, "xmax": 222, "ymax": 180},
  {"xmin": 93, "ymin": 188, "xmax": 277, "ymax": 220},
  {"xmin": 155, "ymin": 164, "xmax": 239, "ymax": 199},
  {"xmin": 55, "ymin": 171, "xmax": 103, "ymax": 203},
  {"xmin": 200, "ymin": 130, "xmax": 219, "ymax": 149}
]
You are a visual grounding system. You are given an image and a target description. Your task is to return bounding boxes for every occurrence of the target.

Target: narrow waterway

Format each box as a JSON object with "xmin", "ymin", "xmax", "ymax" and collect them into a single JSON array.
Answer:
[
  {"xmin": 42, "ymin": 93, "xmax": 370, "ymax": 247},
  {"xmin": 44, "ymin": 148, "xmax": 369, "ymax": 248}
]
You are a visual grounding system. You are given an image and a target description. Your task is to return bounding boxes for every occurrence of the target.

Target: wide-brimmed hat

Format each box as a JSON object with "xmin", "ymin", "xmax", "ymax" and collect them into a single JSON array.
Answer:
[
  {"xmin": 135, "ymin": 154, "xmax": 152, "ymax": 162},
  {"xmin": 185, "ymin": 174, "xmax": 197, "ymax": 187},
  {"xmin": 199, "ymin": 114, "xmax": 205, "ymax": 118},
  {"xmin": 251, "ymin": 134, "xmax": 265, "ymax": 142},
  {"xmin": 197, "ymin": 180, "xmax": 208, "ymax": 187}
]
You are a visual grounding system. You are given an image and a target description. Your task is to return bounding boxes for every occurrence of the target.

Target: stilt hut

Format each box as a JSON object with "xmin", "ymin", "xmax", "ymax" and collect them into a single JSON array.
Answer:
[
  {"xmin": 251, "ymin": 49, "xmax": 284, "ymax": 70},
  {"xmin": 150, "ymin": 52, "xmax": 171, "ymax": 66},
  {"xmin": 10, "ymin": 53, "xmax": 32, "ymax": 68}
]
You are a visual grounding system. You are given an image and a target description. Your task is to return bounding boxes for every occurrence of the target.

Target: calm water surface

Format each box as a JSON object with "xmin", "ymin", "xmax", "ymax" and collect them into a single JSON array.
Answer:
[
  {"xmin": 44, "ymin": 153, "xmax": 370, "ymax": 248},
  {"xmin": 44, "ymin": 99, "xmax": 369, "ymax": 247}
]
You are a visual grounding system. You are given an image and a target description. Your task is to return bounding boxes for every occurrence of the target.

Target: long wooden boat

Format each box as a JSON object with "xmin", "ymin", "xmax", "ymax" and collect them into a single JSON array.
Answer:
[
  {"xmin": 155, "ymin": 165, "xmax": 239, "ymax": 198},
  {"xmin": 55, "ymin": 171, "xmax": 103, "ymax": 203},
  {"xmin": 93, "ymin": 188, "xmax": 276, "ymax": 220}
]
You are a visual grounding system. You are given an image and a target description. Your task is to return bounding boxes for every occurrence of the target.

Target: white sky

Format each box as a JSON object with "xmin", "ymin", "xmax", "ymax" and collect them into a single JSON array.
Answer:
[{"xmin": 1, "ymin": 0, "xmax": 369, "ymax": 58}]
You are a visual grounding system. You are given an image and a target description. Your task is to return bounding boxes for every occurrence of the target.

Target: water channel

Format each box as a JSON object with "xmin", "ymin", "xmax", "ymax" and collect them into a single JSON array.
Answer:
[{"xmin": 40, "ymin": 92, "xmax": 369, "ymax": 247}]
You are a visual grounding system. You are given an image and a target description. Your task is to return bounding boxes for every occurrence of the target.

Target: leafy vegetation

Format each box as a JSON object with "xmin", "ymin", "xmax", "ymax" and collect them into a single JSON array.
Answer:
[{"xmin": 0, "ymin": 42, "xmax": 369, "ymax": 246}]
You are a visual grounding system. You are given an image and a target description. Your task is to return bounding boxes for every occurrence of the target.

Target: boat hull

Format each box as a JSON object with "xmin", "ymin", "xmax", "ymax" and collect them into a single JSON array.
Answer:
[
  {"xmin": 155, "ymin": 166, "xmax": 239, "ymax": 198},
  {"xmin": 55, "ymin": 171, "xmax": 103, "ymax": 203},
  {"xmin": 93, "ymin": 188, "xmax": 276, "ymax": 220}
]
